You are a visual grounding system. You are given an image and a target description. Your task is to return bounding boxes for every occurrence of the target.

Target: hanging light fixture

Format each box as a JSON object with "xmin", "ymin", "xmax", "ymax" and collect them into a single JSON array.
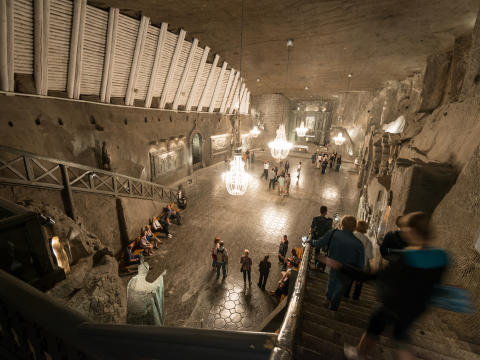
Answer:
[
  {"xmin": 250, "ymin": 126, "xmax": 260, "ymax": 137},
  {"xmin": 296, "ymin": 121, "xmax": 308, "ymax": 137},
  {"xmin": 269, "ymin": 39, "xmax": 294, "ymax": 159},
  {"xmin": 333, "ymin": 132, "xmax": 346, "ymax": 145},
  {"xmin": 222, "ymin": 152, "xmax": 250, "ymax": 195}
]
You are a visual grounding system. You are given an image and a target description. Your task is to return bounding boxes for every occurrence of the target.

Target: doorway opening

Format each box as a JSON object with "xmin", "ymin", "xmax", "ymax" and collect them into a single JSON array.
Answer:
[{"xmin": 192, "ymin": 133, "xmax": 203, "ymax": 171}]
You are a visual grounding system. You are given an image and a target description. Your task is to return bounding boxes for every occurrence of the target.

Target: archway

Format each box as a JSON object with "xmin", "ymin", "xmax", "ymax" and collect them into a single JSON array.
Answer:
[{"xmin": 192, "ymin": 133, "xmax": 203, "ymax": 170}]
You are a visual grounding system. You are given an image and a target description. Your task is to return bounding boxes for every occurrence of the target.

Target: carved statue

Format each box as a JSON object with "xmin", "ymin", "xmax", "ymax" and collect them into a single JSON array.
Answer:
[
  {"xmin": 102, "ymin": 141, "xmax": 112, "ymax": 171},
  {"xmin": 127, "ymin": 254, "xmax": 166, "ymax": 326}
]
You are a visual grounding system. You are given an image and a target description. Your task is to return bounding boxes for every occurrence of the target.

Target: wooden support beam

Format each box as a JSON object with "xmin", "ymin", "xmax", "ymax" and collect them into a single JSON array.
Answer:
[
  {"xmin": 67, "ymin": 0, "xmax": 82, "ymax": 98},
  {"xmin": 239, "ymin": 86, "xmax": 247, "ymax": 114},
  {"xmin": 209, "ymin": 61, "xmax": 227, "ymax": 113},
  {"xmin": 172, "ymin": 38, "xmax": 198, "ymax": 110},
  {"xmin": 100, "ymin": 8, "xmax": 116, "ymax": 103},
  {"xmin": 245, "ymin": 91, "xmax": 251, "ymax": 114},
  {"xmin": 105, "ymin": 8, "xmax": 119, "ymax": 103},
  {"xmin": 0, "ymin": 0, "xmax": 8, "ymax": 91},
  {"xmin": 125, "ymin": 15, "xmax": 149, "ymax": 106},
  {"xmin": 42, "ymin": 0, "xmax": 49, "ymax": 95},
  {"xmin": 73, "ymin": 0, "xmax": 86, "ymax": 99},
  {"xmin": 219, "ymin": 68, "xmax": 235, "ymax": 114},
  {"xmin": 197, "ymin": 54, "xmax": 219, "ymax": 112},
  {"xmin": 229, "ymin": 77, "xmax": 242, "ymax": 114},
  {"xmin": 238, "ymin": 83, "xmax": 246, "ymax": 113},
  {"xmin": 145, "ymin": 22, "xmax": 167, "ymax": 108},
  {"xmin": 159, "ymin": 28, "xmax": 186, "ymax": 109},
  {"xmin": 225, "ymin": 71, "xmax": 239, "ymax": 113},
  {"xmin": 185, "ymin": 45, "xmax": 209, "ymax": 111},
  {"xmin": 34, "ymin": 0, "xmax": 48, "ymax": 95}
]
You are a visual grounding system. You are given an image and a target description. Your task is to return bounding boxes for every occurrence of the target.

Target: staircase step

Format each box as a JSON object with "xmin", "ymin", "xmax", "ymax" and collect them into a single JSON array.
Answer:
[
  {"xmin": 309, "ymin": 269, "xmax": 377, "ymax": 291},
  {"xmin": 304, "ymin": 312, "xmax": 477, "ymax": 360},
  {"xmin": 306, "ymin": 286, "xmax": 378, "ymax": 311},
  {"xmin": 307, "ymin": 276, "xmax": 378, "ymax": 300},
  {"xmin": 298, "ymin": 346, "xmax": 335, "ymax": 360}
]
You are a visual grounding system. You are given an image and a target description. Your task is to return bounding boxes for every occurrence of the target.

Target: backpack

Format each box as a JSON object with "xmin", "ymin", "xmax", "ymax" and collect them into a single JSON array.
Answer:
[
  {"xmin": 216, "ymin": 248, "xmax": 225, "ymax": 263},
  {"xmin": 312, "ymin": 217, "xmax": 332, "ymax": 240}
]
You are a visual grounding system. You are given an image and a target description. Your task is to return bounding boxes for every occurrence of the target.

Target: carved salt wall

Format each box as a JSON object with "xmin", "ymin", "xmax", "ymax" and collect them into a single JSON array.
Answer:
[
  {"xmin": 149, "ymin": 141, "xmax": 186, "ymax": 182},
  {"xmin": 210, "ymin": 134, "xmax": 229, "ymax": 157}
]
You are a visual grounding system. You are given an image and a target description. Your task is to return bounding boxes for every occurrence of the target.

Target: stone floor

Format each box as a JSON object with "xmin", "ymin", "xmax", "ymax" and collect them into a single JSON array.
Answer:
[{"xmin": 121, "ymin": 152, "xmax": 360, "ymax": 331}]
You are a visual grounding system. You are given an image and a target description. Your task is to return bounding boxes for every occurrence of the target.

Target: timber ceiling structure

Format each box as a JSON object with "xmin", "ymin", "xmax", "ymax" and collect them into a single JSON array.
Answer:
[{"xmin": 91, "ymin": 0, "xmax": 479, "ymax": 100}]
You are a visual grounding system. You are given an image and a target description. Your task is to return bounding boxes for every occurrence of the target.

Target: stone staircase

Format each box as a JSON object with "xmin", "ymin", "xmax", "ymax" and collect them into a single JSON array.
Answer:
[{"xmin": 298, "ymin": 257, "xmax": 480, "ymax": 360}]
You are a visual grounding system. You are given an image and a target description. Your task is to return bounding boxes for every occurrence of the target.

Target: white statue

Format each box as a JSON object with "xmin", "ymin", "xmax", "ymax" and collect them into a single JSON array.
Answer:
[{"xmin": 126, "ymin": 254, "xmax": 166, "ymax": 326}]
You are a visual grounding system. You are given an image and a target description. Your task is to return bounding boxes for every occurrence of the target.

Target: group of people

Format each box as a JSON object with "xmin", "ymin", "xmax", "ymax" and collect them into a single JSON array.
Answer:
[
  {"xmin": 261, "ymin": 160, "xmax": 303, "ymax": 196},
  {"xmin": 123, "ymin": 204, "xmax": 182, "ymax": 271},
  {"xmin": 311, "ymin": 150, "xmax": 342, "ymax": 173}
]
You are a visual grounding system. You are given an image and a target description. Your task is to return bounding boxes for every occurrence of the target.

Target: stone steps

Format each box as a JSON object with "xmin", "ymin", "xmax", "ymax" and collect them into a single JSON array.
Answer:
[
  {"xmin": 306, "ymin": 285, "xmax": 378, "ymax": 310},
  {"xmin": 307, "ymin": 277, "xmax": 378, "ymax": 303}
]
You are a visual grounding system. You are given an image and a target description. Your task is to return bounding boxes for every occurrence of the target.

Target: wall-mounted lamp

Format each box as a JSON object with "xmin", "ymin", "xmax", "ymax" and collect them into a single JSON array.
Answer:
[{"xmin": 287, "ymin": 39, "xmax": 294, "ymax": 47}]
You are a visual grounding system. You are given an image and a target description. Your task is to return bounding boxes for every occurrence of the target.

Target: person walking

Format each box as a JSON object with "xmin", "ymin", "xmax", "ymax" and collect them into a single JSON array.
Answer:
[
  {"xmin": 240, "ymin": 249, "xmax": 253, "ymax": 285},
  {"xmin": 277, "ymin": 172, "xmax": 286, "ymax": 196},
  {"xmin": 268, "ymin": 168, "xmax": 276, "ymax": 189},
  {"xmin": 211, "ymin": 237, "xmax": 220, "ymax": 272},
  {"xmin": 261, "ymin": 161, "xmax": 269, "ymax": 179},
  {"xmin": 214, "ymin": 241, "xmax": 229, "ymax": 279},
  {"xmin": 306, "ymin": 215, "xmax": 364, "ymax": 312},
  {"xmin": 251, "ymin": 151, "xmax": 255, "ymax": 164},
  {"xmin": 309, "ymin": 206, "xmax": 333, "ymax": 268},
  {"xmin": 335, "ymin": 155, "xmax": 342, "ymax": 172},
  {"xmin": 322, "ymin": 157, "xmax": 329, "ymax": 174},
  {"xmin": 344, "ymin": 220, "xmax": 374, "ymax": 300},
  {"xmin": 285, "ymin": 160, "xmax": 290, "ymax": 174},
  {"xmin": 278, "ymin": 235, "xmax": 289, "ymax": 265},
  {"xmin": 297, "ymin": 162, "xmax": 302, "ymax": 179},
  {"xmin": 380, "ymin": 216, "xmax": 407, "ymax": 260},
  {"xmin": 257, "ymin": 254, "xmax": 271, "ymax": 290},
  {"xmin": 285, "ymin": 173, "xmax": 291, "ymax": 196}
]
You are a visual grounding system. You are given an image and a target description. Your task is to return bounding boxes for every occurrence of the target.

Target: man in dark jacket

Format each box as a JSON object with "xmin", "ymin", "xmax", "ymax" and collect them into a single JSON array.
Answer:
[
  {"xmin": 309, "ymin": 206, "xmax": 333, "ymax": 268},
  {"xmin": 278, "ymin": 235, "xmax": 289, "ymax": 266},
  {"xmin": 380, "ymin": 217, "xmax": 407, "ymax": 260}
]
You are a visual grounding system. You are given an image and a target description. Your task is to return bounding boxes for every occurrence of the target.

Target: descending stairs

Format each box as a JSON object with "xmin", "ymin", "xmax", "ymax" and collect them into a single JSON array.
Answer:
[{"xmin": 298, "ymin": 256, "xmax": 480, "ymax": 360}]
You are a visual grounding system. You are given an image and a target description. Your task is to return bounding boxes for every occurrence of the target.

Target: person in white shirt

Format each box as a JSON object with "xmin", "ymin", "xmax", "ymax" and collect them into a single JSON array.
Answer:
[
  {"xmin": 297, "ymin": 162, "xmax": 302, "ymax": 179},
  {"xmin": 261, "ymin": 161, "xmax": 269, "ymax": 179},
  {"xmin": 344, "ymin": 220, "xmax": 374, "ymax": 300},
  {"xmin": 317, "ymin": 154, "xmax": 322, "ymax": 169}
]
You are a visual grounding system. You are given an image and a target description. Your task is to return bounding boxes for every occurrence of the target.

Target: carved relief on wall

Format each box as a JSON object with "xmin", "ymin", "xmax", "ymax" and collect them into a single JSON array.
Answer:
[
  {"xmin": 210, "ymin": 134, "xmax": 230, "ymax": 157},
  {"xmin": 150, "ymin": 145, "xmax": 185, "ymax": 181}
]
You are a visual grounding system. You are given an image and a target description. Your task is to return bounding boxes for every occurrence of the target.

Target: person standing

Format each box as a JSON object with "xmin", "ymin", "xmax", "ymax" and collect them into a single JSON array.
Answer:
[
  {"xmin": 160, "ymin": 207, "xmax": 172, "ymax": 238},
  {"xmin": 246, "ymin": 149, "xmax": 251, "ymax": 163},
  {"xmin": 277, "ymin": 173, "xmax": 286, "ymax": 196},
  {"xmin": 214, "ymin": 241, "xmax": 229, "ymax": 279},
  {"xmin": 309, "ymin": 206, "xmax": 333, "ymax": 268},
  {"xmin": 278, "ymin": 235, "xmax": 289, "ymax": 265},
  {"xmin": 257, "ymin": 254, "xmax": 271, "ymax": 290},
  {"xmin": 285, "ymin": 160, "xmax": 290, "ymax": 174},
  {"xmin": 261, "ymin": 161, "xmax": 269, "ymax": 179},
  {"xmin": 269, "ymin": 168, "xmax": 276, "ymax": 189},
  {"xmin": 240, "ymin": 249, "xmax": 253, "ymax": 285},
  {"xmin": 317, "ymin": 153, "xmax": 322, "ymax": 169},
  {"xmin": 311, "ymin": 153, "xmax": 316, "ymax": 167},
  {"xmin": 335, "ymin": 155, "xmax": 342, "ymax": 172},
  {"xmin": 333, "ymin": 150, "xmax": 338, "ymax": 163},
  {"xmin": 224, "ymin": 155, "xmax": 229, "ymax": 172},
  {"xmin": 322, "ymin": 157, "xmax": 329, "ymax": 174},
  {"xmin": 330, "ymin": 154, "xmax": 335, "ymax": 168},
  {"xmin": 307, "ymin": 215, "xmax": 365, "ymax": 312},
  {"xmin": 211, "ymin": 237, "xmax": 220, "ymax": 272},
  {"xmin": 285, "ymin": 173, "xmax": 291, "ymax": 196},
  {"xmin": 251, "ymin": 151, "xmax": 255, "ymax": 164},
  {"xmin": 297, "ymin": 162, "xmax": 302, "ymax": 179}
]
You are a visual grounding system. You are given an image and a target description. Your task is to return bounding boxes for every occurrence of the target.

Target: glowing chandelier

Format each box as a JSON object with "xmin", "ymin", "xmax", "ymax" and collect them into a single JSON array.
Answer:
[
  {"xmin": 269, "ymin": 124, "xmax": 293, "ymax": 160},
  {"xmin": 222, "ymin": 153, "xmax": 250, "ymax": 195},
  {"xmin": 296, "ymin": 121, "xmax": 308, "ymax": 137},
  {"xmin": 333, "ymin": 132, "xmax": 346, "ymax": 145},
  {"xmin": 250, "ymin": 126, "xmax": 260, "ymax": 137}
]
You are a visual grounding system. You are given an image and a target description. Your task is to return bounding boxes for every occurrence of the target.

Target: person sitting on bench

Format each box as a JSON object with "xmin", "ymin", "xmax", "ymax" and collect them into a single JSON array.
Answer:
[
  {"xmin": 125, "ymin": 244, "xmax": 140, "ymax": 266},
  {"xmin": 152, "ymin": 217, "xmax": 163, "ymax": 232},
  {"xmin": 171, "ymin": 210, "xmax": 182, "ymax": 225},
  {"xmin": 146, "ymin": 226, "xmax": 162, "ymax": 246},
  {"xmin": 139, "ymin": 230, "xmax": 155, "ymax": 255}
]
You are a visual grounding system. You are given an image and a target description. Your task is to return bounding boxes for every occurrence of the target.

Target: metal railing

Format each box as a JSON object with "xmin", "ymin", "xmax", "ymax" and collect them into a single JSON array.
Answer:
[
  {"xmin": 0, "ymin": 270, "xmax": 277, "ymax": 360},
  {"xmin": 269, "ymin": 243, "xmax": 312, "ymax": 359},
  {"xmin": 0, "ymin": 145, "xmax": 178, "ymax": 202}
]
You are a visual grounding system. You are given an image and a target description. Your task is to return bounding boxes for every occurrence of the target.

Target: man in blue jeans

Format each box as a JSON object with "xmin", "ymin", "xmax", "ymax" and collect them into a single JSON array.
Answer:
[
  {"xmin": 307, "ymin": 215, "xmax": 364, "ymax": 312},
  {"xmin": 214, "ymin": 241, "xmax": 229, "ymax": 279}
]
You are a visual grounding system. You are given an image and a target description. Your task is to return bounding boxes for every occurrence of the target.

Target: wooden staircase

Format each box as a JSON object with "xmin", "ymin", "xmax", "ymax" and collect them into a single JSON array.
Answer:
[{"xmin": 298, "ymin": 256, "xmax": 480, "ymax": 360}]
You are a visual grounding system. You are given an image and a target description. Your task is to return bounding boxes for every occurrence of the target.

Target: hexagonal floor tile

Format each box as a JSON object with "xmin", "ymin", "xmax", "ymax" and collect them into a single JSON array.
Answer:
[
  {"xmin": 214, "ymin": 318, "xmax": 226, "ymax": 329},
  {"xmin": 220, "ymin": 309, "xmax": 231, "ymax": 319},
  {"xmin": 224, "ymin": 301, "xmax": 235, "ymax": 310},
  {"xmin": 230, "ymin": 313, "xmax": 242, "ymax": 323}
]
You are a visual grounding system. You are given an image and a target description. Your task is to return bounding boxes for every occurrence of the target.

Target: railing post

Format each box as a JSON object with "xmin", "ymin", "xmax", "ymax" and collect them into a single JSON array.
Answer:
[
  {"xmin": 24, "ymin": 156, "xmax": 35, "ymax": 181},
  {"xmin": 60, "ymin": 164, "xmax": 77, "ymax": 221},
  {"xmin": 128, "ymin": 179, "xmax": 132, "ymax": 197},
  {"xmin": 114, "ymin": 176, "xmax": 118, "ymax": 197}
]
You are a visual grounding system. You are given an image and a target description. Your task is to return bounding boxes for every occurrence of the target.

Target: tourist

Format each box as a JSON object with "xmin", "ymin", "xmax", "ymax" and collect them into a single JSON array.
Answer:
[
  {"xmin": 297, "ymin": 162, "xmax": 302, "ymax": 179},
  {"xmin": 322, "ymin": 157, "xmax": 329, "ymax": 174},
  {"xmin": 344, "ymin": 220, "xmax": 373, "ymax": 300},
  {"xmin": 317, "ymin": 153, "xmax": 322, "ymax": 169},
  {"xmin": 270, "ymin": 270, "xmax": 291, "ymax": 298},
  {"xmin": 146, "ymin": 226, "xmax": 162, "ymax": 246},
  {"xmin": 224, "ymin": 155, "xmax": 229, "ymax": 172},
  {"xmin": 246, "ymin": 149, "xmax": 251, "ymax": 163},
  {"xmin": 335, "ymin": 155, "xmax": 342, "ymax": 172},
  {"xmin": 319, "ymin": 213, "xmax": 449, "ymax": 360},
  {"xmin": 160, "ymin": 208, "xmax": 172, "ymax": 238},
  {"xmin": 281, "ymin": 259, "xmax": 294, "ymax": 278},
  {"xmin": 151, "ymin": 216, "xmax": 163, "ymax": 233},
  {"xmin": 278, "ymin": 235, "xmax": 289, "ymax": 265},
  {"xmin": 330, "ymin": 154, "xmax": 335, "ymax": 168},
  {"xmin": 258, "ymin": 254, "xmax": 271, "ymax": 290},
  {"xmin": 285, "ymin": 160, "xmax": 290, "ymax": 174},
  {"xmin": 309, "ymin": 206, "xmax": 333, "ymax": 268},
  {"xmin": 311, "ymin": 153, "xmax": 316, "ymax": 167},
  {"xmin": 274, "ymin": 166, "xmax": 278, "ymax": 177},
  {"xmin": 280, "ymin": 248, "xmax": 300, "ymax": 270},
  {"xmin": 333, "ymin": 150, "xmax": 338, "ymax": 163},
  {"xmin": 243, "ymin": 152, "xmax": 247, "ymax": 162},
  {"xmin": 124, "ymin": 244, "xmax": 140, "ymax": 267},
  {"xmin": 269, "ymin": 168, "xmax": 276, "ymax": 189},
  {"xmin": 240, "ymin": 249, "xmax": 253, "ymax": 285},
  {"xmin": 214, "ymin": 241, "xmax": 229, "ymax": 279},
  {"xmin": 285, "ymin": 173, "xmax": 291, "ymax": 196},
  {"xmin": 171, "ymin": 210, "xmax": 182, "ymax": 225},
  {"xmin": 261, "ymin": 161, "xmax": 269, "ymax": 179},
  {"xmin": 277, "ymin": 172, "xmax": 286, "ymax": 196},
  {"xmin": 211, "ymin": 237, "xmax": 220, "ymax": 272},
  {"xmin": 251, "ymin": 151, "xmax": 255, "ymax": 164},
  {"xmin": 380, "ymin": 216, "xmax": 407, "ymax": 260},
  {"xmin": 306, "ymin": 215, "xmax": 365, "ymax": 312},
  {"xmin": 139, "ymin": 230, "xmax": 154, "ymax": 255}
]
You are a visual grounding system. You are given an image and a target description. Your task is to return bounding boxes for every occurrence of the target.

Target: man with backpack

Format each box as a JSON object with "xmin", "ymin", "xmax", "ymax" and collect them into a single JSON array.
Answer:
[
  {"xmin": 214, "ymin": 241, "xmax": 229, "ymax": 279},
  {"xmin": 380, "ymin": 216, "xmax": 407, "ymax": 260},
  {"xmin": 309, "ymin": 206, "xmax": 333, "ymax": 268}
]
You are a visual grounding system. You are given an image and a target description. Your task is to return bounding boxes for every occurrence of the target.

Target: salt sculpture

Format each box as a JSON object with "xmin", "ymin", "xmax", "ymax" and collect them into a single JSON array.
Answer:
[{"xmin": 126, "ymin": 253, "xmax": 166, "ymax": 326}]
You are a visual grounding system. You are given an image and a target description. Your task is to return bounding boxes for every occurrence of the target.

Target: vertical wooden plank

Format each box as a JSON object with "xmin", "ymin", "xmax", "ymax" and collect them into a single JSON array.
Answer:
[
  {"xmin": 105, "ymin": 8, "xmax": 119, "ymax": 103},
  {"xmin": 145, "ymin": 22, "xmax": 167, "ymax": 108},
  {"xmin": 0, "ymin": 0, "xmax": 7, "ymax": 91},
  {"xmin": 172, "ymin": 37, "xmax": 198, "ymax": 109},
  {"xmin": 197, "ymin": 54, "xmax": 219, "ymax": 112},
  {"xmin": 238, "ymin": 84, "xmax": 247, "ymax": 113},
  {"xmin": 185, "ymin": 45, "xmax": 209, "ymax": 111},
  {"xmin": 34, "ymin": 0, "xmax": 44, "ymax": 95},
  {"xmin": 229, "ymin": 77, "xmax": 242, "ymax": 114},
  {"xmin": 73, "ymin": 0, "xmax": 87, "ymax": 99},
  {"xmin": 159, "ymin": 28, "xmax": 186, "ymax": 108},
  {"xmin": 100, "ymin": 8, "xmax": 115, "ymax": 102},
  {"xmin": 219, "ymin": 68, "xmax": 235, "ymax": 114},
  {"xmin": 42, "ymin": 0, "xmax": 49, "ymax": 95},
  {"xmin": 226, "ymin": 71, "xmax": 240, "ymax": 113},
  {"xmin": 245, "ymin": 91, "xmax": 251, "ymax": 114},
  {"xmin": 209, "ymin": 61, "xmax": 227, "ymax": 113},
  {"xmin": 6, "ymin": 0, "xmax": 13, "ymax": 91},
  {"xmin": 24, "ymin": 157, "xmax": 34, "ymax": 182},
  {"xmin": 125, "ymin": 15, "xmax": 148, "ymax": 106},
  {"xmin": 67, "ymin": 0, "xmax": 82, "ymax": 98}
]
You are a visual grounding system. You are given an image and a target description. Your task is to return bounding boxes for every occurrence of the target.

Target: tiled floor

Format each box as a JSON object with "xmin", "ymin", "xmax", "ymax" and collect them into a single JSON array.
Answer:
[{"xmin": 121, "ymin": 152, "xmax": 360, "ymax": 331}]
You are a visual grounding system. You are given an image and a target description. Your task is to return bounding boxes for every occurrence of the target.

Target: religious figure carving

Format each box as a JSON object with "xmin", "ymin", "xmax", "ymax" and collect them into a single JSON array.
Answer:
[
  {"xmin": 127, "ymin": 254, "xmax": 166, "ymax": 326},
  {"xmin": 102, "ymin": 141, "xmax": 112, "ymax": 171}
]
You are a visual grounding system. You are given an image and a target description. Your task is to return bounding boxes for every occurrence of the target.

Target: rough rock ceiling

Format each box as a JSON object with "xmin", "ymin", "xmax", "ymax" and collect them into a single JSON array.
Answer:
[{"xmin": 90, "ymin": 0, "xmax": 478, "ymax": 100}]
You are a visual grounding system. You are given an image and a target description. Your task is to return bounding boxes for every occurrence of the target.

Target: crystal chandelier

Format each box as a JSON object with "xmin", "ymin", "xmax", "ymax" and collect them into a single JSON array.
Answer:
[
  {"xmin": 333, "ymin": 132, "xmax": 346, "ymax": 145},
  {"xmin": 250, "ymin": 126, "xmax": 260, "ymax": 137},
  {"xmin": 222, "ymin": 153, "xmax": 250, "ymax": 195},
  {"xmin": 269, "ymin": 124, "xmax": 293, "ymax": 160},
  {"xmin": 296, "ymin": 121, "xmax": 308, "ymax": 137}
]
